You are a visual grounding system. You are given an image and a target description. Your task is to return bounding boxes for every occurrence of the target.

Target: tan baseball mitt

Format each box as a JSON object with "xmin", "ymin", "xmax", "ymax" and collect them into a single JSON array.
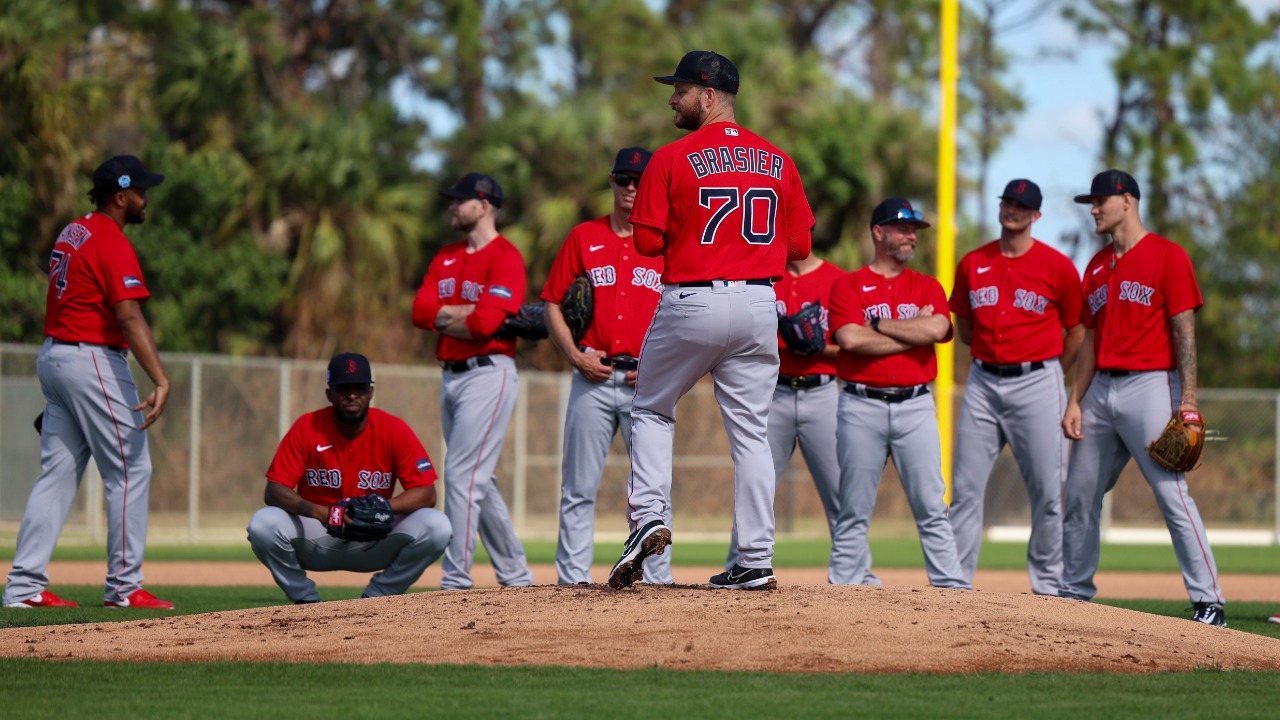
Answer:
[{"xmin": 1147, "ymin": 409, "xmax": 1206, "ymax": 472}]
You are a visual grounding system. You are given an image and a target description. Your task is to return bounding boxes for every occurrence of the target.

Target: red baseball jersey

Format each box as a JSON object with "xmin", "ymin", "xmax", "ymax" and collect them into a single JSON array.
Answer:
[
  {"xmin": 949, "ymin": 240, "xmax": 1083, "ymax": 364},
  {"xmin": 43, "ymin": 212, "xmax": 151, "ymax": 347},
  {"xmin": 540, "ymin": 216, "xmax": 664, "ymax": 357},
  {"xmin": 775, "ymin": 260, "xmax": 844, "ymax": 377},
  {"xmin": 829, "ymin": 266, "xmax": 953, "ymax": 386},
  {"xmin": 629, "ymin": 121, "xmax": 815, "ymax": 283},
  {"xmin": 1080, "ymin": 233, "xmax": 1202, "ymax": 372},
  {"xmin": 266, "ymin": 407, "xmax": 437, "ymax": 506},
  {"xmin": 412, "ymin": 235, "xmax": 526, "ymax": 362}
]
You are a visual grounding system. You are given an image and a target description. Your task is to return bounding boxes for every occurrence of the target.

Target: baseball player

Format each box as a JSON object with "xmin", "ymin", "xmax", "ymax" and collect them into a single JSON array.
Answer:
[
  {"xmin": 542, "ymin": 147, "xmax": 674, "ymax": 585},
  {"xmin": 247, "ymin": 353, "xmax": 452, "ymax": 603},
  {"xmin": 948, "ymin": 179, "xmax": 1084, "ymax": 595},
  {"xmin": 608, "ymin": 51, "xmax": 815, "ymax": 591},
  {"xmin": 4, "ymin": 156, "xmax": 174, "ymax": 610},
  {"xmin": 412, "ymin": 172, "xmax": 534, "ymax": 590},
  {"xmin": 826, "ymin": 199, "xmax": 969, "ymax": 589},
  {"xmin": 1061, "ymin": 169, "xmax": 1225, "ymax": 625},
  {"xmin": 724, "ymin": 251, "xmax": 844, "ymax": 574}
]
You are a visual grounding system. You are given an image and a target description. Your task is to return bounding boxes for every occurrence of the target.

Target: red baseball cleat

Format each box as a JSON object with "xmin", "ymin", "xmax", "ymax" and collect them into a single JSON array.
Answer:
[
  {"xmin": 3, "ymin": 589, "xmax": 79, "ymax": 608},
  {"xmin": 104, "ymin": 588, "xmax": 174, "ymax": 609}
]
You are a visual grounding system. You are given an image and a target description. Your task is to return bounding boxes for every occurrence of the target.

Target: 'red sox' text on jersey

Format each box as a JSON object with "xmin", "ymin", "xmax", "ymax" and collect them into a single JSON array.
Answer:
[
  {"xmin": 1080, "ymin": 233, "xmax": 1203, "ymax": 372},
  {"xmin": 412, "ymin": 236, "xmax": 527, "ymax": 361},
  {"xmin": 629, "ymin": 122, "xmax": 814, "ymax": 282},
  {"xmin": 44, "ymin": 212, "xmax": 152, "ymax": 347},
  {"xmin": 829, "ymin": 266, "xmax": 953, "ymax": 387},
  {"xmin": 540, "ymin": 217, "xmax": 664, "ymax": 357},
  {"xmin": 949, "ymin": 240, "xmax": 1083, "ymax": 365},
  {"xmin": 266, "ymin": 407, "xmax": 437, "ymax": 506}
]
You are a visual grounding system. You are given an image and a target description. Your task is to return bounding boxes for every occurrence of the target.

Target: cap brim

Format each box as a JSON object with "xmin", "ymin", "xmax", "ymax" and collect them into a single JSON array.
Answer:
[
  {"xmin": 654, "ymin": 75, "xmax": 692, "ymax": 86},
  {"xmin": 440, "ymin": 189, "xmax": 473, "ymax": 199},
  {"xmin": 880, "ymin": 219, "xmax": 931, "ymax": 230},
  {"xmin": 1072, "ymin": 194, "xmax": 1095, "ymax": 204}
]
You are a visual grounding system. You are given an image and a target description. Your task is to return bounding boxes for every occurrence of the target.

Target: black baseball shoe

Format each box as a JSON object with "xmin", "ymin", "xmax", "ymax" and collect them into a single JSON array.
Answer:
[
  {"xmin": 710, "ymin": 563, "xmax": 777, "ymax": 591},
  {"xmin": 1191, "ymin": 602, "xmax": 1227, "ymax": 627},
  {"xmin": 607, "ymin": 520, "xmax": 671, "ymax": 589}
]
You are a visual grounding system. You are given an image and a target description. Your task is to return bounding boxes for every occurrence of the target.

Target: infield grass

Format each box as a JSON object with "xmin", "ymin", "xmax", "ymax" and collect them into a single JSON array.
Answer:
[
  {"xmin": 0, "ymin": 658, "xmax": 1278, "ymax": 719},
  {"xmin": 7, "ymin": 538, "xmax": 1279, "ymax": 574}
]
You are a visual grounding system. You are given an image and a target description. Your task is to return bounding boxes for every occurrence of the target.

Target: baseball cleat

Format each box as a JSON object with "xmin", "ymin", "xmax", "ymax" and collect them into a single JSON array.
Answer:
[
  {"xmin": 607, "ymin": 520, "xmax": 670, "ymax": 589},
  {"xmin": 710, "ymin": 564, "xmax": 777, "ymax": 590},
  {"xmin": 1269, "ymin": 614, "xmax": 1280, "ymax": 624},
  {"xmin": 104, "ymin": 588, "xmax": 175, "ymax": 610},
  {"xmin": 1191, "ymin": 602, "xmax": 1227, "ymax": 627},
  {"xmin": 3, "ymin": 590, "xmax": 79, "ymax": 608}
]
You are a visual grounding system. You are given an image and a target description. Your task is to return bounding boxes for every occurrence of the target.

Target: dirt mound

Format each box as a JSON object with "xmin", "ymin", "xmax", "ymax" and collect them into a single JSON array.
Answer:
[{"xmin": 4, "ymin": 584, "xmax": 1277, "ymax": 674}]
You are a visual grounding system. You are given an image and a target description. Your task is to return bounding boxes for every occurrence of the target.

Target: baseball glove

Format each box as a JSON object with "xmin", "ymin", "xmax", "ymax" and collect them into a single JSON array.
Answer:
[
  {"xmin": 561, "ymin": 274, "xmax": 594, "ymax": 344},
  {"xmin": 326, "ymin": 494, "xmax": 395, "ymax": 542},
  {"xmin": 497, "ymin": 303, "xmax": 548, "ymax": 341},
  {"xmin": 1147, "ymin": 409, "xmax": 1206, "ymax": 473},
  {"xmin": 778, "ymin": 302, "xmax": 827, "ymax": 357}
]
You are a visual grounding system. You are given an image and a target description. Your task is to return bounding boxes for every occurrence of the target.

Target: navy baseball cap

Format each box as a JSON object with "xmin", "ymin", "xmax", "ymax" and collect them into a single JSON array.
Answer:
[
  {"xmin": 1073, "ymin": 169, "xmax": 1141, "ymax": 203},
  {"xmin": 654, "ymin": 51, "xmax": 740, "ymax": 95},
  {"xmin": 440, "ymin": 172, "xmax": 504, "ymax": 208},
  {"xmin": 999, "ymin": 179, "xmax": 1042, "ymax": 210},
  {"xmin": 327, "ymin": 352, "xmax": 373, "ymax": 386},
  {"xmin": 870, "ymin": 198, "xmax": 931, "ymax": 230},
  {"xmin": 91, "ymin": 155, "xmax": 164, "ymax": 193},
  {"xmin": 612, "ymin": 147, "xmax": 651, "ymax": 175}
]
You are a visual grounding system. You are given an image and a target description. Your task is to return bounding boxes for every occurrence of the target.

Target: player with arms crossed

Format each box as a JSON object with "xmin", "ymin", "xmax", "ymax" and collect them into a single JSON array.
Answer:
[
  {"xmin": 948, "ymin": 179, "xmax": 1083, "ymax": 595},
  {"xmin": 247, "ymin": 353, "xmax": 452, "ymax": 603},
  {"xmin": 413, "ymin": 173, "xmax": 534, "ymax": 590},
  {"xmin": 4, "ymin": 156, "xmax": 174, "ymax": 610},
  {"xmin": 826, "ymin": 199, "xmax": 968, "ymax": 589},
  {"xmin": 608, "ymin": 51, "xmax": 814, "ymax": 591},
  {"xmin": 724, "ymin": 251, "xmax": 844, "ymax": 574},
  {"xmin": 1061, "ymin": 170, "xmax": 1225, "ymax": 625},
  {"xmin": 543, "ymin": 147, "xmax": 674, "ymax": 585}
]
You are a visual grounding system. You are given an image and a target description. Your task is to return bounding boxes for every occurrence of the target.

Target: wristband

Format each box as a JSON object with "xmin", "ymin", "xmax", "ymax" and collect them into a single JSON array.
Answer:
[{"xmin": 870, "ymin": 316, "xmax": 882, "ymax": 333}]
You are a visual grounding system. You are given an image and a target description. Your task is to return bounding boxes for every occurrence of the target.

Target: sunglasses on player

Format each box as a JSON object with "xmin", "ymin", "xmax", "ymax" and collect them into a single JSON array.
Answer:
[
  {"xmin": 875, "ymin": 208, "xmax": 926, "ymax": 225},
  {"xmin": 611, "ymin": 173, "xmax": 641, "ymax": 188}
]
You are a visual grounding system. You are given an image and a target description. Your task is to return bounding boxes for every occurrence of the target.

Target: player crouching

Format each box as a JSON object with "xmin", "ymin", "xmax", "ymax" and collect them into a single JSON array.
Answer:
[{"xmin": 247, "ymin": 353, "xmax": 452, "ymax": 603}]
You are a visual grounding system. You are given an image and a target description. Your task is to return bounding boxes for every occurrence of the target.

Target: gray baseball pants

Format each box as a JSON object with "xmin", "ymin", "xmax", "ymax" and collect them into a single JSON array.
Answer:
[
  {"xmin": 726, "ymin": 378, "xmax": 841, "ymax": 572},
  {"xmin": 4, "ymin": 339, "xmax": 154, "ymax": 606},
  {"xmin": 829, "ymin": 388, "xmax": 969, "ymax": 588},
  {"xmin": 1061, "ymin": 370, "xmax": 1223, "ymax": 604},
  {"xmin": 628, "ymin": 282, "xmax": 779, "ymax": 569},
  {"xmin": 438, "ymin": 356, "xmax": 534, "ymax": 589},
  {"xmin": 555, "ymin": 367, "xmax": 674, "ymax": 584},
  {"xmin": 247, "ymin": 505, "xmax": 452, "ymax": 602},
  {"xmin": 950, "ymin": 360, "xmax": 1067, "ymax": 595}
]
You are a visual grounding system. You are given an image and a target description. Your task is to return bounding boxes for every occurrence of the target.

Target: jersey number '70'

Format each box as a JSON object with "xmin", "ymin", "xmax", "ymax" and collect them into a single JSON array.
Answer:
[{"xmin": 699, "ymin": 187, "xmax": 778, "ymax": 245}]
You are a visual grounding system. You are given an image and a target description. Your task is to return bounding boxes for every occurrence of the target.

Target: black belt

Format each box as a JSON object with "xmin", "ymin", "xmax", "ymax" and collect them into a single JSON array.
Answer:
[
  {"xmin": 1100, "ymin": 369, "xmax": 1132, "ymax": 377},
  {"xmin": 976, "ymin": 360, "xmax": 1045, "ymax": 378},
  {"xmin": 843, "ymin": 383, "xmax": 930, "ymax": 403},
  {"xmin": 677, "ymin": 279, "xmax": 772, "ymax": 288},
  {"xmin": 778, "ymin": 374, "xmax": 833, "ymax": 390},
  {"xmin": 50, "ymin": 338, "xmax": 125, "ymax": 353},
  {"xmin": 440, "ymin": 356, "xmax": 495, "ymax": 373},
  {"xmin": 603, "ymin": 355, "xmax": 639, "ymax": 371}
]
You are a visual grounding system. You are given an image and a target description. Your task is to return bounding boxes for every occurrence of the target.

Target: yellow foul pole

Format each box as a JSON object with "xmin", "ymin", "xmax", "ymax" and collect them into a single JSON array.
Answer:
[{"xmin": 937, "ymin": 0, "xmax": 959, "ymax": 502}]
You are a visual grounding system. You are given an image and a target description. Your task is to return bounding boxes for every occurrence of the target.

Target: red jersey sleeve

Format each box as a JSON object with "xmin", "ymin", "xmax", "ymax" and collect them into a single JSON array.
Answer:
[
  {"xmin": 629, "ymin": 151, "xmax": 672, "ymax": 239},
  {"xmin": 387, "ymin": 416, "xmax": 438, "ymax": 489},
  {"xmin": 412, "ymin": 254, "xmax": 445, "ymax": 330},
  {"xmin": 465, "ymin": 244, "xmax": 526, "ymax": 338},
  {"xmin": 924, "ymin": 275, "xmax": 954, "ymax": 344},
  {"xmin": 540, "ymin": 227, "xmax": 586, "ymax": 302},
  {"xmin": 1055, "ymin": 253, "xmax": 1084, "ymax": 328},
  {"xmin": 99, "ymin": 236, "xmax": 151, "ymax": 306},
  {"xmin": 782, "ymin": 162, "xmax": 815, "ymax": 261},
  {"xmin": 948, "ymin": 254, "xmax": 973, "ymax": 319},
  {"xmin": 826, "ymin": 273, "xmax": 862, "ymax": 343},
  {"xmin": 1162, "ymin": 244, "xmax": 1203, "ymax": 317},
  {"xmin": 265, "ymin": 415, "xmax": 310, "ymax": 489}
]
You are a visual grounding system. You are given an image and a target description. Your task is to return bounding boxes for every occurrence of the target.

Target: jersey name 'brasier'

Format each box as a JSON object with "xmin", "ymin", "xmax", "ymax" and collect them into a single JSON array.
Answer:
[{"xmin": 630, "ymin": 122, "xmax": 814, "ymax": 284}]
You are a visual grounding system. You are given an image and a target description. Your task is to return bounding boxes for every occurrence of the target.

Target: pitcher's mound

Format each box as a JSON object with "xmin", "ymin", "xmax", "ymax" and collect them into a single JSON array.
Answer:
[{"xmin": 4, "ymin": 584, "xmax": 1278, "ymax": 673}]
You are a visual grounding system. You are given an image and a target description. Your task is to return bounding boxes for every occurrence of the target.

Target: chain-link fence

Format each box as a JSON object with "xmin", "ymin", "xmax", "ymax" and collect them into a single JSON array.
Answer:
[{"xmin": 1, "ymin": 343, "xmax": 1276, "ymax": 546}]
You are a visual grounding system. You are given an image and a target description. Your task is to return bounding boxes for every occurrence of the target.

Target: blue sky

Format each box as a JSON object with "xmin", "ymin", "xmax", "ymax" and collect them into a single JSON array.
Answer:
[{"xmin": 986, "ymin": 0, "xmax": 1280, "ymax": 264}]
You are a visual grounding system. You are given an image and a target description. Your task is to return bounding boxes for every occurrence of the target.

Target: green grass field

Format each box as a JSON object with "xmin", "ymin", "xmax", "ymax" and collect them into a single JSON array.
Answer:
[{"xmin": 2, "ymin": 540, "xmax": 1278, "ymax": 718}]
